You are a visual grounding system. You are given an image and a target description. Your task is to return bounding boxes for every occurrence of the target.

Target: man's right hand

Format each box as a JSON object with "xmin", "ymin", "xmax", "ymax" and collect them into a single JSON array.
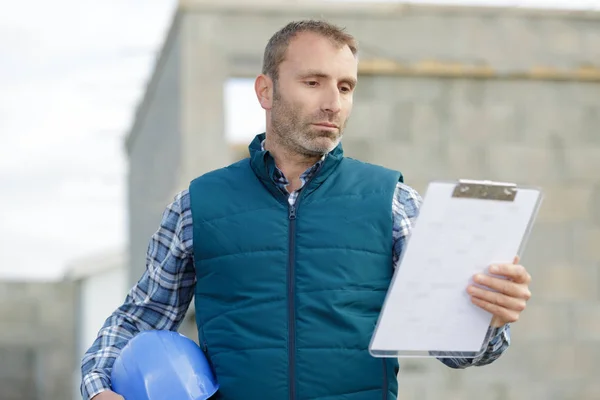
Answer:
[{"xmin": 91, "ymin": 390, "xmax": 124, "ymax": 400}]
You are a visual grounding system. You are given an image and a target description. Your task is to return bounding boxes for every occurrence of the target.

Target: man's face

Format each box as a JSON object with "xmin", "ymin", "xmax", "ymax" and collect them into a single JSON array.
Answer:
[{"xmin": 270, "ymin": 32, "xmax": 358, "ymax": 156}]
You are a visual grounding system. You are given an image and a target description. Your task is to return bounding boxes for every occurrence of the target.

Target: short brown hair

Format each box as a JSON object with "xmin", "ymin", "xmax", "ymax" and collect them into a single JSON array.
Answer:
[{"xmin": 262, "ymin": 20, "xmax": 358, "ymax": 83}]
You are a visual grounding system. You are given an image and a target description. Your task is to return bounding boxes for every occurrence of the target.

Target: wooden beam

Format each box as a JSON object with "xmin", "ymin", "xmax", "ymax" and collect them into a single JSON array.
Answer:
[{"xmin": 358, "ymin": 59, "xmax": 600, "ymax": 82}]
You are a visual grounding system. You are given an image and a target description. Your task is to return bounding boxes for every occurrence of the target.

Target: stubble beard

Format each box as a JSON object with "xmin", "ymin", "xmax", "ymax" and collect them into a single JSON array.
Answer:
[{"xmin": 270, "ymin": 88, "xmax": 344, "ymax": 157}]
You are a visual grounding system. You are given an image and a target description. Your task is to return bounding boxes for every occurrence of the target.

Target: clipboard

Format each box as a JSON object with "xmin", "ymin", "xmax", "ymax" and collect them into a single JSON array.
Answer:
[{"xmin": 369, "ymin": 179, "xmax": 543, "ymax": 359}]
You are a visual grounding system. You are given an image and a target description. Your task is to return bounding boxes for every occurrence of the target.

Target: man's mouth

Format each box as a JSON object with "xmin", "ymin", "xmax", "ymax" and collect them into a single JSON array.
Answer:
[{"xmin": 312, "ymin": 122, "xmax": 339, "ymax": 130}]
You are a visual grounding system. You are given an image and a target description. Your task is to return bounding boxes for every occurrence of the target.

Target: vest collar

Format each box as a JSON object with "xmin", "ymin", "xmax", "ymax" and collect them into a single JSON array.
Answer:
[{"xmin": 249, "ymin": 132, "xmax": 344, "ymax": 199}]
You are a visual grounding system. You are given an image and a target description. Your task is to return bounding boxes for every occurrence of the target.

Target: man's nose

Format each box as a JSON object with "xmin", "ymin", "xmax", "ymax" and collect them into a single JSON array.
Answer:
[{"xmin": 321, "ymin": 88, "xmax": 342, "ymax": 114}]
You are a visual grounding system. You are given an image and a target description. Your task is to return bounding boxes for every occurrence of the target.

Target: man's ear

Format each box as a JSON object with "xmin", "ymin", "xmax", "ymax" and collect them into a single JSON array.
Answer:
[{"xmin": 255, "ymin": 74, "xmax": 273, "ymax": 110}]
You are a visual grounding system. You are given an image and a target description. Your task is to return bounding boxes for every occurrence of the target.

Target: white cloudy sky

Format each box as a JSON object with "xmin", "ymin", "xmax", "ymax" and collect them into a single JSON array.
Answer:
[{"xmin": 1, "ymin": 0, "xmax": 598, "ymax": 281}]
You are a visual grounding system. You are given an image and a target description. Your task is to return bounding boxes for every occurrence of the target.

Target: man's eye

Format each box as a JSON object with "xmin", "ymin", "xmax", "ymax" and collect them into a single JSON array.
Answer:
[
  {"xmin": 340, "ymin": 86, "xmax": 351, "ymax": 92},
  {"xmin": 305, "ymin": 81, "xmax": 318, "ymax": 86}
]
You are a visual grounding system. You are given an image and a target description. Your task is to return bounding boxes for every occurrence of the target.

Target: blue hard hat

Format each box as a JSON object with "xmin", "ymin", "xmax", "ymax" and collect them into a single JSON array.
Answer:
[{"xmin": 111, "ymin": 330, "xmax": 219, "ymax": 400}]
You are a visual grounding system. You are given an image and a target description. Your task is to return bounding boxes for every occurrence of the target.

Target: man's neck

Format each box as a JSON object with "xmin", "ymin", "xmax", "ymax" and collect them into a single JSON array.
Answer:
[{"xmin": 263, "ymin": 136, "xmax": 323, "ymax": 193}]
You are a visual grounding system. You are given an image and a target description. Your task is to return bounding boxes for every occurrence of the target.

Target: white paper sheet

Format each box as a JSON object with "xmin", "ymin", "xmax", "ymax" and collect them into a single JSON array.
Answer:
[{"xmin": 370, "ymin": 180, "xmax": 542, "ymax": 356}]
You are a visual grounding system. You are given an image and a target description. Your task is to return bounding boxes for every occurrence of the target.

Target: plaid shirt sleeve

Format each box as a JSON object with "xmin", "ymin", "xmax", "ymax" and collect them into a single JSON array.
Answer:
[
  {"xmin": 80, "ymin": 189, "xmax": 196, "ymax": 400},
  {"xmin": 391, "ymin": 182, "xmax": 511, "ymax": 369}
]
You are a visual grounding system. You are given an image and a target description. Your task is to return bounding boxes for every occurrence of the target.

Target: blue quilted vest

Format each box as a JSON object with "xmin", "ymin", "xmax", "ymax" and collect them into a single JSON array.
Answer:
[{"xmin": 189, "ymin": 133, "xmax": 402, "ymax": 400}]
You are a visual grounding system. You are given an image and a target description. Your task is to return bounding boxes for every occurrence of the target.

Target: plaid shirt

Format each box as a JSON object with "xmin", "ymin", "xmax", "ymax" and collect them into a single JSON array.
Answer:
[{"xmin": 81, "ymin": 150, "xmax": 510, "ymax": 399}]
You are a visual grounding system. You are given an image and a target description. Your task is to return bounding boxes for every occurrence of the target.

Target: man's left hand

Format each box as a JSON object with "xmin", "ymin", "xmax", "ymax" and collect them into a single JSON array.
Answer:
[{"xmin": 467, "ymin": 256, "xmax": 532, "ymax": 328}]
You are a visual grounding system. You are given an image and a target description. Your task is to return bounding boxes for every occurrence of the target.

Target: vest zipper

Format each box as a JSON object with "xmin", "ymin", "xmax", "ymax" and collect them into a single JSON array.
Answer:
[
  {"xmin": 382, "ymin": 360, "xmax": 388, "ymax": 400},
  {"xmin": 288, "ymin": 202, "xmax": 297, "ymax": 400}
]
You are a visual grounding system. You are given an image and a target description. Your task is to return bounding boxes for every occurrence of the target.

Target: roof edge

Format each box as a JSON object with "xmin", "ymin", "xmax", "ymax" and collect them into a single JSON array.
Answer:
[
  {"xmin": 178, "ymin": 0, "xmax": 600, "ymax": 20},
  {"xmin": 63, "ymin": 248, "xmax": 127, "ymax": 281}
]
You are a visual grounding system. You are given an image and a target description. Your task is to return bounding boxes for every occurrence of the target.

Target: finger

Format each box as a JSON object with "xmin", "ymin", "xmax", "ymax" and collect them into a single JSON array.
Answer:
[
  {"xmin": 489, "ymin": 263, "xmax": 531, "ymax": 284},
  {"xmin": 473, "ymin": 274, "xmax": 532, "ymax": 300},
  {"xmin": 467, "ymin": 285, "xmax": 527, "ymax": 312},
  {"xmin": 470, "ymin": 297, "xmax": 520, "ymax": 323},
  {"xmin": 513, "ymin": 255, "xmax": 520, "ymax": 264}
]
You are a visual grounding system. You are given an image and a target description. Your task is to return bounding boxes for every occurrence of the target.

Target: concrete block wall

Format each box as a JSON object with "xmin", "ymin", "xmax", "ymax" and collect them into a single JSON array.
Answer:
[{"xmin": 0, "ymin": 281, "xmax": 76, "ymax": 400}]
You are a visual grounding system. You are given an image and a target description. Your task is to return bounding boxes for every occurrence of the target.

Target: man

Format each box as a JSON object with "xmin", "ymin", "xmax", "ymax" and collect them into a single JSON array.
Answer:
[{"xmin": 81, "ymin": 20, "xmax": 532, "ymax": 400}]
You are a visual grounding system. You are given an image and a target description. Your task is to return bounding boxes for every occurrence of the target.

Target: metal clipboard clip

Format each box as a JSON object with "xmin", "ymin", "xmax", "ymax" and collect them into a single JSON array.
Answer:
[{"xmin": 452, "ymin": 179, "xmax": 517, "ymax": 202}]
